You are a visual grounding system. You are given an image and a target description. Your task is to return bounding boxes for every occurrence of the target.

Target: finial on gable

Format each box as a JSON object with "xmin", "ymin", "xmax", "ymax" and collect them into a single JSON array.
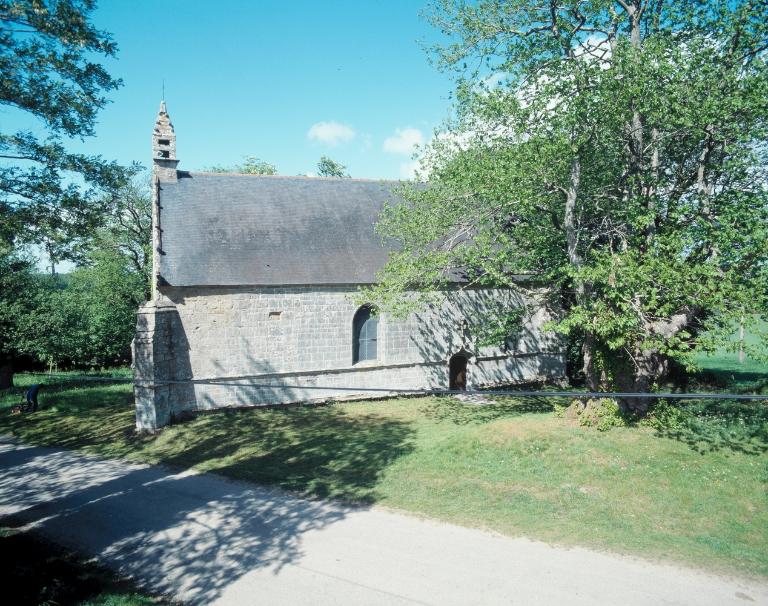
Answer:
[{"xmin": 152, "ymin": 100, "xmax": 178, "ymax": 182}]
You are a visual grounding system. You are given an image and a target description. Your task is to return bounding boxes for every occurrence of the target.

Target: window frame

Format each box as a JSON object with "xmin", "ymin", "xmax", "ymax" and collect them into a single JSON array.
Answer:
[{"xmin": 352, "ymin": 305, "xmax": 378, "ymax": 364}]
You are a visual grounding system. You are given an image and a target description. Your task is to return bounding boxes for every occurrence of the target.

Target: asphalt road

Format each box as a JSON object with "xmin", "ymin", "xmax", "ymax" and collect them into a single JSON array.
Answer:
[{"xmin": 0, "ymin": 437, "xmax": 765, "ymax": 605}]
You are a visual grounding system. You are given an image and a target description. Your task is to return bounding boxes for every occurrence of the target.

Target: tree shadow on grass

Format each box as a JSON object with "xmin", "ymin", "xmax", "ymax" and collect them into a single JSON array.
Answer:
[
  {"xmin": 418, "ymin": 395, "xmax": 555, "ymax": 426},
  {"xmin": 0, "ymin": 400, "xmax": 417, "ymax": 603},
  {"xmin": 0, "ymin": 383, "xmax": 143, "ymax": 458},
  {"xmin": 155, "ymin": 405, "xmax": 416, "ymax": 504},
  {"xmin": 688, "ymin": 368, "xmax": 768, "ymax": 393},
  {"xmin": 651, "ymin": 399, "xmax": 768, "ymax": 456},
  {"xmin": 2, "ymin": 382, "xmax": 417, "ymax": 504}
]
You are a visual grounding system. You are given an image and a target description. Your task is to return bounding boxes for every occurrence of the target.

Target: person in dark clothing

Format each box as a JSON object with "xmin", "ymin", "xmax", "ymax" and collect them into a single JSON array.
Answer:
[{"xmin": 21, "ymin": 384, "xmax": 40, "ymax": 412}]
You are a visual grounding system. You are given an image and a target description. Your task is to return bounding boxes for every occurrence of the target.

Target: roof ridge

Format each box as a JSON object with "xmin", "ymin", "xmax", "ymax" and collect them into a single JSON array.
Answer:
[{"xmin": 185, "ymin": 171, "xmax": 406, "ymax": 184}]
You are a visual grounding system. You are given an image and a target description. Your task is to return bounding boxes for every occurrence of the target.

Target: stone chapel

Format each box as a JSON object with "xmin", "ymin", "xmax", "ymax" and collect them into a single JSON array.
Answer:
[{"xmin": 131, "ymin": 102, "xmax": 565, "ymax": 432}]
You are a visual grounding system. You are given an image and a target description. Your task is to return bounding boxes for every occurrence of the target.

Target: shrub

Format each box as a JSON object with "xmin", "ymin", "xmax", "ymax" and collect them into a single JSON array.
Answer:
[
  {"xmin": 569, "ymin": 398, "xmax": 631, "ymax": 431},
  {"xmin": 640, "ymin": 401, "xmax": 691, "ymax": 432}
]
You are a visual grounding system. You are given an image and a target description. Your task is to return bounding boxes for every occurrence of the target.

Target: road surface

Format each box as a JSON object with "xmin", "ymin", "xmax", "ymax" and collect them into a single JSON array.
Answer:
[{"xmin": 0, "ymin": 437, "xmax": 764, "ymax": 605}]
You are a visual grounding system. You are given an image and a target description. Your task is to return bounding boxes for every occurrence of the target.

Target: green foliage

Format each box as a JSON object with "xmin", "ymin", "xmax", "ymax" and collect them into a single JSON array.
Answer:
[
  {"xmin": 27, "ymin": 252, "xmax": 146, "ymax": 369},
  {"xmin": 0, "ymin": 245, "xmax": 39, "ymax": 369},
  {"xmin": 206, "ymin": 155, "xmax": 277, "ymax": 175},
  {"xmin": 640, "ymin": 401, "xmax": 690, "ymax": 432},
  {"xmin": 1, "ymin": 173, "xmax": 151, "ymax": 374},
  {"xmin": 574, "ymin": 398, "xmax": 631, "ymax": 431},
  {"xmin": 0, "ymin": 0, "xmax": 134, "ymax": 262},
  {"xmin": 317, "ymin": 155, "xmax": 349, "ymax": 178},
  {"xmin": 473, "ymin": 302, "xmax": 526, "ymax": 347},
  {"xmin": 0, "ymin": 1, "xmax": 136, "ymax": 381},
  {"xmin": 86, "ymin": 172, "xmax": 152, "ymax": 300},
  {"xmin": 365, "ymin": 0, "xmax": 768, "ymax": 398}
]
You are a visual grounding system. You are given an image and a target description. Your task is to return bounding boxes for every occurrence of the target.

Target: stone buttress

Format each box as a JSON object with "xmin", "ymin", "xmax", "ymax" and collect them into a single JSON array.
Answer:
[{"xmin": 132, "ymin": 101, "xmax": 185, "ymax": 432}]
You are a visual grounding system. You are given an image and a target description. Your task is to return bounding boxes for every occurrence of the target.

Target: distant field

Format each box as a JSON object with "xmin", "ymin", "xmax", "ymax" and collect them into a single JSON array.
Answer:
[{"xmin": 694, "ymin": 318, "xmax": 768, "ymax": 387}]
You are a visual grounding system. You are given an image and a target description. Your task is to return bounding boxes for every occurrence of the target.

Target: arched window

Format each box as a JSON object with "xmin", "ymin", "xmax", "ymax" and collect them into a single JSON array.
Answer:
[{"xmin": 353, "ymin": 305, "xmax": 378, "ymax": 363}]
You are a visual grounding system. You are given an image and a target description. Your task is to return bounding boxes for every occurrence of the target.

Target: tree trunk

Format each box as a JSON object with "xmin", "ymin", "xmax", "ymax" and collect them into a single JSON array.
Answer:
[
  {"xmin": 614, "ymin": 348, "xmax": 670, "ymax": 415},
  {"xmin": 581, "ymin": 334, "xmax": 600, "ymax": 391},
  {"xmin": 738, "ymin": 315, "xmax": 745, "ymax": 364},
  {"xmin": 0, "ymin": 363, "xmax": 13, "ymax": 390},
  {"xmin": 564, "ymin": 153, "xmax": 600, "ymax": 392},
  {"xmin": 644, "ymin": 126, "xmax": 659, "ymax": 246},
  {"xmin": 564, "ymin": 155, "xmax": 582, "ymax": 268}
]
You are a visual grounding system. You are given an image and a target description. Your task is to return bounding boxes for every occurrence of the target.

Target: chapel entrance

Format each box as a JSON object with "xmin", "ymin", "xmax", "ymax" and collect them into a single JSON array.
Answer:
[{"xmin": 449, "ymin": 354, "xmax": 468, "ymax": 391}]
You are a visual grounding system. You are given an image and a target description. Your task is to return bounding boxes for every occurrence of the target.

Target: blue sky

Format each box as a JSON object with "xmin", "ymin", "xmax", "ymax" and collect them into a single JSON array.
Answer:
[{"xmin": 70, "ymin": 0, "xmax": 456, "ymax": 180}]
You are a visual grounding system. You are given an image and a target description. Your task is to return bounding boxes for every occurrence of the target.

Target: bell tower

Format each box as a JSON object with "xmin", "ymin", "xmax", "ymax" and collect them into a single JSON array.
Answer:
[{"xmin": 152, "ymin": 100, "xmax": 178, "ymax": 182}]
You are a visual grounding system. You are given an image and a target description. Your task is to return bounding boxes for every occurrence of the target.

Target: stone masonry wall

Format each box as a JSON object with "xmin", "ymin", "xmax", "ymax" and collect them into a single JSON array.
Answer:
[
  {"xmin": 132, "ymin": 298, "xmax": 186, "ymax": 431},
  {"xmin": 133, "ymin": 285, "xmax": 565, "ymax": 431}
]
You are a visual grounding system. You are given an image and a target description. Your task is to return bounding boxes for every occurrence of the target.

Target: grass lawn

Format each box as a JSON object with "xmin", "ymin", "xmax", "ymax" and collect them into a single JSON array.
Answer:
[
  {"xmin": 1, "ymin": 369, "xmax": 767, "ymax": 580},
  {"xmin": 694, "ymin": 317, "xmax": 768, "ymax": 389}
]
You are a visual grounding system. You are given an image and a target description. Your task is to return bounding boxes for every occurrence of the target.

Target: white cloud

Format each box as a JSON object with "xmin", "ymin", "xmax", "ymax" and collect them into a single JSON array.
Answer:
[
  {"xmin": 481, "ymin": 72, "xmax": 509, "ymax": 89},
  {"xmin": 383, "ymin": 127, "xmax": 424, "ymax": 155},
  {"xmin": 574, "ymin": 34, "xmax": 612, "ymax": 64},
  {"xmin": 433, "ymin": 128, "xmax": 476, "ymax": 152},
  {"xmin": 399, "ymin": 160, "xmax": 420, "ymax": 179},
  {"xmin": 307, "ymin": 121, "xmax": 356, "ymax": 145}
]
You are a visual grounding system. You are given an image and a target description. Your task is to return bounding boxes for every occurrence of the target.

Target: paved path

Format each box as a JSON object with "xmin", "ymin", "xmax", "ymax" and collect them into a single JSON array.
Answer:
[{"xmin": 0, "ymin": 437, "xmax": 765, "ymax": 606}]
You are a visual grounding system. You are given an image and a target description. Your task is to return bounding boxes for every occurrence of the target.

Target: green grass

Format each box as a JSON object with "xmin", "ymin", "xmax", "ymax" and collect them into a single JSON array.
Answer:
[
  {"xmin": 2, "ymin": 373, "xmax": 767, "ymax": 579},
  {"xmin": 694, "ymin": 317, "xmax": 768, "ymax": 390},
  {"xmin": 0, "ymin": 525, "xmax": 165, "ymax": 606}
]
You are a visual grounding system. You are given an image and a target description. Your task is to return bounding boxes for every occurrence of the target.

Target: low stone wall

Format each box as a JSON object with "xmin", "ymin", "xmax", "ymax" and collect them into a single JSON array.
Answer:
[{"xmin": 133, "ymin": 285, "xmax": 565, "ymax": 431}]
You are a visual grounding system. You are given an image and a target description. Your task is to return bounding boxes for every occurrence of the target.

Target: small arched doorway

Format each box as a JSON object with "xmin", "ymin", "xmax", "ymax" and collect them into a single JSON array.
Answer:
[
  {"xmin": 352, "ymin": 305, "xmax": 378, "ymax": 364},
  {"xmin": 449, "ymin": 353, "xmax": 468, "ymax": 391}
]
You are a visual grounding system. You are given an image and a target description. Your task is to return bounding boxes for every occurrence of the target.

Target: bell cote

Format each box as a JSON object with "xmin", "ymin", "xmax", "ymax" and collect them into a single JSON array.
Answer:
[{"xmin": 152, "ymin": 101, "xmax": 178, "ymax": 182}]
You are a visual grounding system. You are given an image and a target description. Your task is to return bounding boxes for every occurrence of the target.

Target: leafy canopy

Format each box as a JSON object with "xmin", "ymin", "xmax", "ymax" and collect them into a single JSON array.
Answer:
[
  {"xmin": 0, "ymin": 0, "xmax": 134, "ymax": 265},
  {"xmin": 317, "ymin": 155, "xmax": 349, "ymax": 178},
  {"xmin": 85, "ymin": 173, "xmax": 152, "ymax": 300},
  {"xmin": 364, "ymin": 0, "xmax": 768, "ymax": 399},
  {"xmin": 0, "ymin": 244, "xmax": 38, "ymax": 378},
  {"xmin": 27, "ymin": 251, "xmax": 147, "ymax": 369},
  {"xmin": 206, "ymin": 155, "xmax": 278, "ymax": 175}
]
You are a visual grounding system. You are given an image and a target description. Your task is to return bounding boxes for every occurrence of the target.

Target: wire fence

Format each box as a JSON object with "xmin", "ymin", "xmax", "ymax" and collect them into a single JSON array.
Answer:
[
  {"xmin": 20, "ymin": 372, "xmax": 133, "ymax": 383},
  {"xmin": 17, "ymin": 372, "xmax": 768, "ymax": 401}
]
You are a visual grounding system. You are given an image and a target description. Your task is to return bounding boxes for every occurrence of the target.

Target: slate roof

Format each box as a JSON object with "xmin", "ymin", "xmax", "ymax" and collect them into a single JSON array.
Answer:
[{"xmin": 158, "ymin": 172, "xmax": 405, "ymax": 286}]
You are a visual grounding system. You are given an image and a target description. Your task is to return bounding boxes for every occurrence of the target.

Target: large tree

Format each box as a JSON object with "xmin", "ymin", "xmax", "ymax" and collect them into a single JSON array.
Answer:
[
  {"xmin": 27, "ymin": 249, "xmax": 147, "ymax": 370},
  {"xmin": 0, "ymin": 0, "xmax": 131, "ymax": 385},
  {"xmin": 365, "ymin": 0, "xmax": 768, "ymax": 412},
  {"xmin": 23, "ymin": 174, "xmax": 153, "ymax": 372},
  {"xmin": 85, "ymin": 173, "xmax": 152, "ymax": 300},
  {"xmin": 0, "ymin": 0, "xmax": 132, "ymax": 262}
]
